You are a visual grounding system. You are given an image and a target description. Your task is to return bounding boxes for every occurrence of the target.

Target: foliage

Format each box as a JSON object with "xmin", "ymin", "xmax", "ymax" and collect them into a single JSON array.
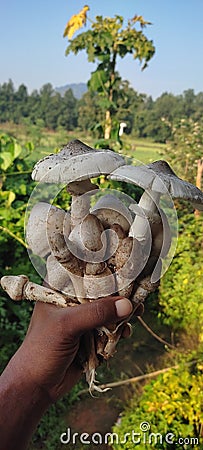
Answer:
[
  {"xmin": 112, "ymin": 359, "xmax": 203, "ymax": 449},
  {"xmin": 0, "ymin": 80, "xmax": 78, "ymax": 131},
  {"xmin": 134, "ymin": 89, "xmax": 203, "ymax": 143},
  {"xmin": 159, "ymin": 215, "xmax": 203, "ymax": 336},
  {"xmin": 0, "ymin": 133, "xmax": 39, "ymax": 370},
  {"xmin": 77, "ymin": 90, "xmax": 104, "ymax": 136},
  {"xmin": 0, "ymin": 133, "xmax": 35, "ymax": 251},
  {"xmin": 65, "ymin": 12, "xmax": 155, "ymax": 139},
  {"xmin": 78, "ymin": 80, "xmax": 144, "ymax": 141},
  {"xmin": 162, "ymin": 118, "xmax": 203, "ymax": 184},
  {"xmin": 2, "ymin": 79, "xmax": 203, "ymax": 145},
  {"xmin": 63, "ymin": 5, "xmax": 89, "ymax": 39}
]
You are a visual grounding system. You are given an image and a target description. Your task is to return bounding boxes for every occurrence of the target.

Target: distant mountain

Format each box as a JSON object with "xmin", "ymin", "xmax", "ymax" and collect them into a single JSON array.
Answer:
[{"xmin": 55, "ymin": 82, "xmax": 87, "ymax": 99}]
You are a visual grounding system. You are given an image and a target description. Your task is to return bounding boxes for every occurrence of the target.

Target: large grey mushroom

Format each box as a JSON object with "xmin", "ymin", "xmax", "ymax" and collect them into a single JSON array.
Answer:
[
  {"xmin": 109, "ymin": 159, "xmax": 203, "ymax": 261},
  {"xmin": 28, "ymin": 140, "xmax": 128, "ymax": 392},
  {"xmin": 109, "ymin": 159, "xmax": 203, "ymax": 301},
  {"xmin": 32, "ymin": 139, "xmax": 125, "ymax": 228},
  {"xmin": 109, "ymin": 160, "xmax": 203, "ymax": 213},
  {"xmin": 30, "ymin": 141, "xmax": 125, "ymax": 296}
]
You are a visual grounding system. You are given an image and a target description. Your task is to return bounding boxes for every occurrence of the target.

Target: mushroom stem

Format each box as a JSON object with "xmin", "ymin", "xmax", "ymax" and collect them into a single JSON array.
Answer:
[
  {"xmin": 97, "ymin": 325, "xmax": 125, "ymax": 359},
  {"xmin": 67, "ymin": 179, "xmax": 98, "ymax": 229},
  {"xmin": 139, "ymin": 190, "xmax": 161, "ymax": 214},
  {"xmin": 71, "ymin": 194, "xmax": 91, "ymax": 229},
  {"xmin": 49, "ymin": 232, "xmax": 85, "ymax": 300},
  {"xmin": 132, "ymin": 275, "xmax": 160, "ymax": 305},
  {"xmin": 1, "ymin": 275, "xmax": 68, "ymax": 308},
  {"xmin": 129, "ymin": 190, "xmax": 161, "ymax": 244}
]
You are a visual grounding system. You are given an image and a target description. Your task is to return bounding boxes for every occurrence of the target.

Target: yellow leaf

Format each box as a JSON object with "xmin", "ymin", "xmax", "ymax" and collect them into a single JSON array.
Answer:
[
  {"xmin": 63, "ymin": 5, "xmax": 90, "ymax": 40},
  {"xmin": 6, "ymin": 191, "xmax": 16, "ymax": 208},
  {"xmin": 130, "ymin": 14, "xmax": 152, "ymax": 27}
]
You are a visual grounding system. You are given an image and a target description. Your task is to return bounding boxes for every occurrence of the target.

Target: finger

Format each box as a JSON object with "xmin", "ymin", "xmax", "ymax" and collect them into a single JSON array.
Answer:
[{"xmin": 61, "ymin": 296, "xmax": 133, "ymax": 338}]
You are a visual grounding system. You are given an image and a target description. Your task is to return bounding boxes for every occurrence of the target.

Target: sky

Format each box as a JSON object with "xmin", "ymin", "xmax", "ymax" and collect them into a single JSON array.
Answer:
[{"xmin": 0, "ymin": 0, "xmax": 203, "ymax": 99}]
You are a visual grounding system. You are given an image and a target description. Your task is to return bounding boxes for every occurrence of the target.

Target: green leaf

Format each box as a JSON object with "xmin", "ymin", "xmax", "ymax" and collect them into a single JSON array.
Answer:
[
  {"xmin": 0, "ymin": 152, "xmax": 13, "ymax": 170},
  {"xmin": 88, "ymin": 69, "xmax": 108, "ymax": 92},
  {"xmin": 24, "ymin": 141, "xmax": 35, "ymax": 152},
  {"xmin": 13, "ymin": 142, "xmax": 22, "ymax": 159},
  {"xmin": 6, "ymin": 191, "xmax": 16, "ymax": 207}
]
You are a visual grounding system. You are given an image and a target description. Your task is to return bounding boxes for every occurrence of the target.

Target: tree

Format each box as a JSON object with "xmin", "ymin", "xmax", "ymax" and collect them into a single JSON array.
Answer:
[
  {"xmin": 39, "ymin": 83, "xmax": 54, "ymax": 125},
  {"xmin": 59, "ymin": 88, "xmax": 78, "ymax": 130},
  {"xmin": 64, "ymin": 10, "xmax": 155, "ymax": 139},
  {"xmin": 27, "ymin": 89, "xmax": 42, "ymax": 124},
  {"xmin": 0, "ymin": 80, "xmax": 15, "ymax": 122},
  {"xmin": 13, "ymin": 84, "xmax": 29, "ymax": 123},
  {"xmin": 162, "ymin": 118, "xmax": 203, "ymax": 185},
  {"xmin": 77, "ymin": 90, "xmax": 103, "ymax": 134},
  {"xmin": 113, "ymin": 80, "xmax": 144, "ymax": 134}
]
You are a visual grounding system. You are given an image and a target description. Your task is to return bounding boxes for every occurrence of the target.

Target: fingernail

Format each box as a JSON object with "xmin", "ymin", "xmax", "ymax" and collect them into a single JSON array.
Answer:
[{"xmin": 115, "ymin": 298, "xmax": 133, "ymax": 318}]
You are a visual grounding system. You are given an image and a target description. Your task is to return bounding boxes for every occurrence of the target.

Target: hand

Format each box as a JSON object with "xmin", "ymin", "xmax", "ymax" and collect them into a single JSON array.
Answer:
[
  {"xmin": 0, "ymin": 296, "xmax": 143, "ymax": 450},
  {"xmin": 16, "ymin": 297, "xmax": 143, "ymax": 402}
]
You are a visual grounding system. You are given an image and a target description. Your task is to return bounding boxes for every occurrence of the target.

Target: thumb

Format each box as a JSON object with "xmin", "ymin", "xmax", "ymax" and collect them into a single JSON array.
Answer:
[{"xmin": 63, "ymin": 296, "xmax": 133, "ymax": 338}]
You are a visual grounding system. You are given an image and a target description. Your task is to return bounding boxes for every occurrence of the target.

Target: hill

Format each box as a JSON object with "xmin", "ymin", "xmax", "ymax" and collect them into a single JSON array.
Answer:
[{"xmin": 55, "ymin": 82, "xmax": 87, "ymax": 99}]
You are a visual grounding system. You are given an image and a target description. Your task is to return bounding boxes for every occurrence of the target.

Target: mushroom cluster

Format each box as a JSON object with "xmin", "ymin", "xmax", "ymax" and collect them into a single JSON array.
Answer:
[{"xmin": 1, "ymin": 140, "xmax": 203, "ymax": 393}]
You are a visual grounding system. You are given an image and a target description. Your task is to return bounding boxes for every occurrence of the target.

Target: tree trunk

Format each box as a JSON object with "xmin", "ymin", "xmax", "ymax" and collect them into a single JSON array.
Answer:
[
  {"xmin": 104, "ymin": 50, "xmax": 116, "ymax": 140},
  {"xmin": 194, "ymin": 158, "xmax": 203, "ymax": 217},
  {"xmin": 104, "ymin": 110, "xmax": 112, "ymax": 140}
]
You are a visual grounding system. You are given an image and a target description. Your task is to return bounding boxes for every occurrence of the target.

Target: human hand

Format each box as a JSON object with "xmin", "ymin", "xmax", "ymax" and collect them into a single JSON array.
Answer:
[{"xmin": 15, "ymin": 297, "xmax": 143, "ymax": 402}]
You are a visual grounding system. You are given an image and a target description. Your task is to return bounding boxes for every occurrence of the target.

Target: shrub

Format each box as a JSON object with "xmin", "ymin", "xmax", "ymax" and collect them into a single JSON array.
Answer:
[
  {"xmin": 112, "ymin": 359, "xmax": 203, "ymax": 449},
  {"xmin": 159, "ymin": 214, "xmax": 203, "ymax": 337}
]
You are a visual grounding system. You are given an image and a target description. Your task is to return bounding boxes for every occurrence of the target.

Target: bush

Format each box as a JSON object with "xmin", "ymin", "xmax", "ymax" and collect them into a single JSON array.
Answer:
[
  {"xmin": 159, "ymin": 214, "xmax": 203, "ymax": 337},
  {"xmin": 112, "ymin": 359, "xmax": 203, "ymax": 449}
]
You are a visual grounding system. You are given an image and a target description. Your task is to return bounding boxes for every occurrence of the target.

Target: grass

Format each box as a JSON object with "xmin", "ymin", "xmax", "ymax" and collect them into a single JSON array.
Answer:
[
  {"xmin": 0, "ymin": 122, "xmax": 165, "ymax": 165},
  {"xmin": 121, "ymin": 137, "xmax": 165, "ymax": 164}
]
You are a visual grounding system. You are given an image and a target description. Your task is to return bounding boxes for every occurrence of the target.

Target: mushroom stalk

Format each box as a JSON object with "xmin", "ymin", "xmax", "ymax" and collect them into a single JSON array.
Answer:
[
  {"xmin": 67, "ymin": 179, "xmax": 98, "ymax": 229},
  {"xmin": 71, "ymin": 194, "xmax": 91, "ymax": 228},
  {"xmin": 49, "ymin": 232, "xmax": 85, "ymax": 300},
  {"xmin": 139, "ymin": 190, "xmax": 161, "ymax": 213},
  {"xmin": 1, "ymin": 275, "xmax": 68, "ymax": 308},
  {"xmin": 129, "ymin": 190, "xmax": 161, "ymax": 244}
]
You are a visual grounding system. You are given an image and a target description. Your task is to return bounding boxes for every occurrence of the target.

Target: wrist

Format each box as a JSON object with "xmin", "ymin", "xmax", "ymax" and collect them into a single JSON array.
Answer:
[
  {"xmin": 0, "ymin": 349, "xmax": 52, "ymax": 450},
  {"xmin": 6, "ymin": 344, "xmax": 53, "ymax": 405}
]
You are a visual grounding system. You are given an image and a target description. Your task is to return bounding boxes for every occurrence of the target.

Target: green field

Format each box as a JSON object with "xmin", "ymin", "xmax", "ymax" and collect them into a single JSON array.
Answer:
[{"xmin": 0, "ymin": 122, "xmax": 165, "ymax": 166}]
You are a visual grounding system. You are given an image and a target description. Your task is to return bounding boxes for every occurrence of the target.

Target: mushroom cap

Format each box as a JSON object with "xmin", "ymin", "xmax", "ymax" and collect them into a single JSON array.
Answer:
[
  {"xmin": 32, "ymin": 139, "xmax": 125, "ymax": 184},
  {"xmin": 26, "ymin": 202, "xmax": 71, "ymax": 257},
  {"xmin": 109, "ymin": 160, "xmax": 203, "ymax": 210},
  {"xmin": 91, "ymin": 194, "xmax": 133, "ymax": 232}
]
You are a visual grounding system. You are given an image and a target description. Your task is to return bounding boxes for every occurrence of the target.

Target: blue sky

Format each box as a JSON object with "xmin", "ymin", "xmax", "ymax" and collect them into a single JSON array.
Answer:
[{"xmin": 1, "ymin": 0, "xmax": 203, "ymax": 98}]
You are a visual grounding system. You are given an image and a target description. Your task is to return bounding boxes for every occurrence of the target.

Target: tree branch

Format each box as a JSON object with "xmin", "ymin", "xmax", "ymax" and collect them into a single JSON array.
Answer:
[
  {"xmin": 137, "ymin": 316, "xmax": 175, "ymax": 349},
  {"xmin": 78, "ymin": 360, "xmax": 198, "ymax": 395},
  {"xmin": 0, "ymin": 226, "xmax": 28, "ymax": 248}
]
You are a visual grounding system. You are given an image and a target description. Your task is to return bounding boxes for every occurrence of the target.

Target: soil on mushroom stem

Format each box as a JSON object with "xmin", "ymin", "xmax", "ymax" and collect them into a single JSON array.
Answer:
[{"xmin": 63, "ymin": 308, "xmax": 171, "ymax": 450}]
